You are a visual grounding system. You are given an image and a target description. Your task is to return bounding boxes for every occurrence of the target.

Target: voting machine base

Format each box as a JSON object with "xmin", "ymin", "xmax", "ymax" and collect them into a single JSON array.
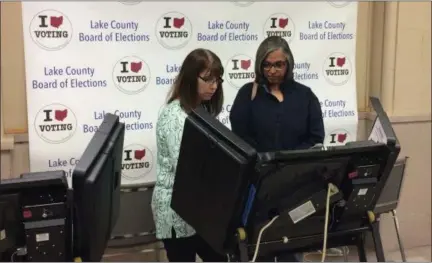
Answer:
[
  {"xmin": 231, "ymin": 210, "xmax": 385, "ymax": 262},
  {"xmin": 227, "ymin": 141, "xmax": 399, "ymax": 262},
  {"xmin": 169, "ymin": 96, "xmax": 400, "ymax": 262}
]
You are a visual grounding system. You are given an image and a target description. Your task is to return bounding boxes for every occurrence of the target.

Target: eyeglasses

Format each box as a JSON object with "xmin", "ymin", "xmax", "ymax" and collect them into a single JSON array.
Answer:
[
  {"xmin": 262, "ymin": 61, "xmax": 287, "ymax": 71},
  {"xmin": 199, "ymin": 76, "xmax": 224, "ymax": 84}
]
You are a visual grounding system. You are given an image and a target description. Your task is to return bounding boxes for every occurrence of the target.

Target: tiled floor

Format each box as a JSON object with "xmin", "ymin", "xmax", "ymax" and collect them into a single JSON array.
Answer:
[
  {"xmin": 103, "ymin": 242, "xmax": 431, "ymax": 262},
  {"xmin": 103, "ymin": 242, "xmax": 162, "ymax": 262},
  {"xmin": 301, "ymin": 246, "xmax": 431, "ymax": 262}
]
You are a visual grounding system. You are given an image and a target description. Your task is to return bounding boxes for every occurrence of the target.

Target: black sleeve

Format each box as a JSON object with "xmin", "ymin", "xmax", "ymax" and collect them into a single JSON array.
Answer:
[
  {"xmin": 296, "ymin": 89, "xmax": 325, "ymax": 150},
  {"xmin": 229, "ymin": 83, "xmax": 257, "ymax": 147}
]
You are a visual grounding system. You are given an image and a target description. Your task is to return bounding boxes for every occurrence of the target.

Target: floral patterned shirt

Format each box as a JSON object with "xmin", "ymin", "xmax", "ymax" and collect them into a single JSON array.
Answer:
[{"xmin": 151, "ymin": 100, "xmax": 196, "ymax": 239}]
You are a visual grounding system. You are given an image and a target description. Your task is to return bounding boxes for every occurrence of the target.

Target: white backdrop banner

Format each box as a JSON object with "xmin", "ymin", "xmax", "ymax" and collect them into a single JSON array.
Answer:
[{"xmin": 22, "ymin": 1, "xmax": 358, "ymax": 187}]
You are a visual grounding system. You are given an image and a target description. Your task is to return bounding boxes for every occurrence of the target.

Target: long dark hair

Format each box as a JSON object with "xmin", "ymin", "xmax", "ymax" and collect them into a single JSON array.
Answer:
[{"xmin": 167, "ymin": 48, "xmax": 224, "ymax": 116}]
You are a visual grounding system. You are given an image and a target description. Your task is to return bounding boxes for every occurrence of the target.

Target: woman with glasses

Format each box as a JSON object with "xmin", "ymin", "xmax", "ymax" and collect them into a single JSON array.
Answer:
[
  {"xmin": 229, "ymin": 36, "xmax": 325, "ymax": 261},
  {"xmin": 230, "ymin": 36, "xmax": 324, "ymax": 153},
  {"xmin": 151, "ymin": 48, "xmax": 226, "ymax": 262}
]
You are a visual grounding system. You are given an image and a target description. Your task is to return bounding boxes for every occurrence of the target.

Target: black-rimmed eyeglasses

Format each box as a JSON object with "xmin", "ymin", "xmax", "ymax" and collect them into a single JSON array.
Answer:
[{"xmin": 198, "ymin": 76, "xmax": 224, "ymax": 84}]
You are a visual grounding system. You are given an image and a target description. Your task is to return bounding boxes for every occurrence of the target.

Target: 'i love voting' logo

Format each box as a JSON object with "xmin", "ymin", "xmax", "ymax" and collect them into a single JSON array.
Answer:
[
  {"xmin": 263, "ymin": 13, "xmax": 295, "ymax": 44},
  {"xmin": 155, "ymin": 12, "xmax": 192, "ymax": 50},
  {"xmin": 325, "ymin": 129, "xmax": 351, "ymax": 145},
  {"xmin": 225, "ymin": 54, "xmax": 255, "ymax": 89},
  {"xmin": 121, "ymin": 144, "xmax": 154, "ymax": 181},
  {"xmin": 29, "ymin": 9, "xmax": 73, "ymax": 51},
  {"xmin": 34, "ymin": 103, "xmax": 77, "ymax": 144},
  {"xmin": 323, "ymin": 52, "xmax": 352, "ymax": 86},
  {"xmin": 112, "ymin": 56, "xmax": 151, "ymax": 95}
]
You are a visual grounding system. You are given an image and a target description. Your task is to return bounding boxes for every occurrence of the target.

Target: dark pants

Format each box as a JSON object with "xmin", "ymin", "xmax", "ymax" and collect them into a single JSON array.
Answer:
[{"xmin": 162, "ymin": 228, "xmax": 227, "ymax": 262}]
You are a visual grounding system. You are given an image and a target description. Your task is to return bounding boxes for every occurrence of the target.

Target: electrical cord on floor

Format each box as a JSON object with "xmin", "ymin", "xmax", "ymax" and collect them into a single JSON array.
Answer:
[
  {"xmin": 251, "ymin": 183, "xmax": 337, "ymax": 262},
  {"xmin": 303, "ymin": 197, "xmax": 349, "ymax": 262},
  {"xmin": 320, "ymin": 183, "xmax": 332, "ymax": 262},
  {"xmin": 304, "ymin": 183, "xmax": 338, "ymax": 262},
  {"xmin": 10, "ymin": 251, "xmax": 17, "ymax": 262},
  {"xmin": 10, "ymin": 247, "xmax": 27, "ymax": 262},
  {"xmin": 251, "ymin": 215, "xmax": 280, "ymax": 262}
]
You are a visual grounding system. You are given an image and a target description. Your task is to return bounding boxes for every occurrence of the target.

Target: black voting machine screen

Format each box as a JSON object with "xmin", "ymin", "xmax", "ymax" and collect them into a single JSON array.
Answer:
[
  {"xmin": 0, "ymin": 113, "xmax": 125, "ymax": 262},
  {"xmin": 171, "ymin": 97, "xmax": 400, "ymax": 262}
]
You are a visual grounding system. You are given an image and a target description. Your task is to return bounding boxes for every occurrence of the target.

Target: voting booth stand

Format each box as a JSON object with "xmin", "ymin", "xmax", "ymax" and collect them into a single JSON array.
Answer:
[
  {"xmin": 228, "ymin": 97, "xmax": 400, "ymax": 262},
  {"xmin": 169, "ymin": 97, "xmax": 402, "ymax": 263},
  {"xmin": 108, "ymin": 184, "xmax": 158, "ymax": 248},
  {"xmin": 372, "ymin": 157, "xmax": 409, "ymax": 262},
  {"xmin": 229, "ymin": 97, "xmax": 401, "ymax": 262}
]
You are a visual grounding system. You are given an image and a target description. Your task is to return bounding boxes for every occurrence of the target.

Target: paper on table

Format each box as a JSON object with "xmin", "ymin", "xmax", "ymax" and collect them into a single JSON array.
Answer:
[{"xmin": 368, "ymin": 118, "xmax": 388, "ymax": 144}]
